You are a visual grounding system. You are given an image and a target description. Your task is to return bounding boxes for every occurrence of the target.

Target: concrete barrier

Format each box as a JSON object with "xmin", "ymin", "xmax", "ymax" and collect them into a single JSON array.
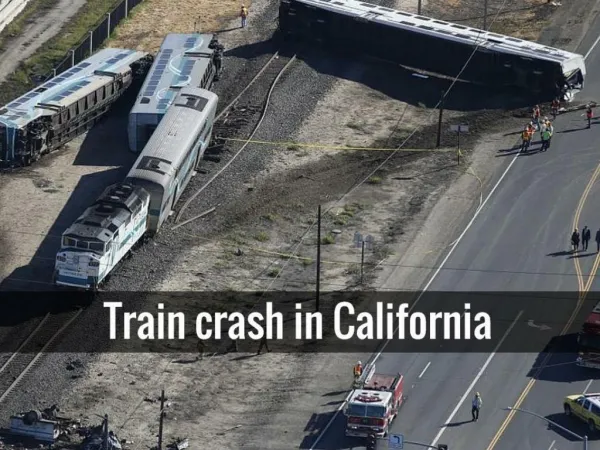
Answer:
[{"xmin": 0, "ymin": 0, "xmax": 31, "ymax": 34}]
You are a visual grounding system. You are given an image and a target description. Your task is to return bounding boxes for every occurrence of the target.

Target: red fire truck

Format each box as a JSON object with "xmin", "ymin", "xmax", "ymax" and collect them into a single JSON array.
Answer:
[
  {"xmin": 345, "ymin": 363, "xmax": 404, "ymax": 438},
  {"xmin": 577, "ymin": 300, "xmax": 600, "ymax": 369}
]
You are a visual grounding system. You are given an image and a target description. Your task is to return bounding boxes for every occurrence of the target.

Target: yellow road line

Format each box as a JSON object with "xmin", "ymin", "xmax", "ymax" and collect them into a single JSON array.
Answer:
[{"xmin": 486, "ymin": 161, "xmax": 600, "ymax": 450}]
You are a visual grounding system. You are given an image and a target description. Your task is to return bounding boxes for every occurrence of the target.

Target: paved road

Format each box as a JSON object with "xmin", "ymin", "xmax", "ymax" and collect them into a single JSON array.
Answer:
[{"xmin": 312, "ymin": 10, "xmax": 600, "ymax": 450}]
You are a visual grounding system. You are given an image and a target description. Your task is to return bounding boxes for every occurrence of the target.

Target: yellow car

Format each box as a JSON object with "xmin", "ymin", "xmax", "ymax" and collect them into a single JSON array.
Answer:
[{"xmin": 563, "ymin": 393, "xmax": 600, "ymax": 432}]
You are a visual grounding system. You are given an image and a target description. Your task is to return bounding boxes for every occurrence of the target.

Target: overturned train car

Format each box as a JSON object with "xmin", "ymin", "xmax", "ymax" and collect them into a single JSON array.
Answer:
[
  {"xmin": 0, "ymin": 48, "xmax": 153, "ymax": 167},
  {"xmin": 279, "ymin": 0, "xmax": 586, "ymax": 98}
]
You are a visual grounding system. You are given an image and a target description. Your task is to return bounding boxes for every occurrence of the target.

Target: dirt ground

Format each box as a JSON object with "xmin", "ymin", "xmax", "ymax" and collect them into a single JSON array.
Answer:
[
  {"xmin": 0, "ymin": 0, "xmax": 88, "ymax": 82},
  {"xmin": 0, "ymin": 0, "xmax": 594, "ymax": 448}
]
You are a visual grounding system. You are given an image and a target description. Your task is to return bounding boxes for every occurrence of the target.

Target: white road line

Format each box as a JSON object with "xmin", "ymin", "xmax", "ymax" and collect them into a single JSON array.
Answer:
[
  {"xmin": 584, "ymin": 379, "xmax": 593, "ymax": 394},
  {"xmin": 374, "ymin": 153, "xmax": 520, "ymax": 358},
  {"xmin": 307, "ymin": 391, "xmax": 353, "ymax": 450},
  {"xmin": 309, "ymin": 154, "xmax": 521, "ymax": 450},
  {"xmin": 585, "ymin": 33, "xmax": 600, "ymax": 60},
  {"xmin": 429, "ymin": 310, "xmax": 524, "ymax": 448},
  {"xmin": 419, "ymin": 361, "xmax": 431, "ymax": 379},
  {"xmin": 547, "ymin": 440, "xmax": 556, "ymax": 450}
]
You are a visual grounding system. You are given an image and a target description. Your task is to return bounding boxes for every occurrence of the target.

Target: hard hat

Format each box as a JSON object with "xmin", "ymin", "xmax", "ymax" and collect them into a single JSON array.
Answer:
[
  {"xmin": 476, "ymin": 392, "xmax": 480, "ymax": 396},
  {"xmin": 357, "ymin": 361, "xmax": 362, "ymax": 365}
]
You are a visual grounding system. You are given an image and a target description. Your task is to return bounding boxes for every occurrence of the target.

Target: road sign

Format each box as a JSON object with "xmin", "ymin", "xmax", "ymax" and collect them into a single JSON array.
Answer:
[
  {"xmin": 389, "ymin": 434, "xmax": 404, "ymax": 449},
  {"xmin": 354, "ymin": 231, "xmax": 363, "ymax": 248},
  {"xmin": 449, "ymin": 124, "xmax": 469, "ymax": 133}
]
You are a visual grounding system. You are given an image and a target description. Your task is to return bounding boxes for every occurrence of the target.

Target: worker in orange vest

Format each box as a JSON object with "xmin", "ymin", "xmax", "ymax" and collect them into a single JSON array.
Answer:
[
  {"xmin": 354, "ymin": 361, "xmax": 363, "ymax": 378},
  {"xmin": 240, "ymin": 4, "xmax": 249, "ymax": 28}
]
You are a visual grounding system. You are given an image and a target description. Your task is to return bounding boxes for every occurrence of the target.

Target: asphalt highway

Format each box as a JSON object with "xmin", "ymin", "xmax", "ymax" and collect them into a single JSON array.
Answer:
[{"xmin": 311, "ymin": 10, "xmax": 600, "ymax": 450}]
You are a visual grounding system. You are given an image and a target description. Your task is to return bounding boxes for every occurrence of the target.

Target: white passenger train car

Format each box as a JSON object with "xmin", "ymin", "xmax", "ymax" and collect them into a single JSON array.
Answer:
[
  {"xmin": 54, "ymin": 183, "xmax": 150, "ymax": 289},
  {"xmin": 128, "ymin": 33, "xmax": 219, "ymax": 153},
  {"xmin": 0, "ymin": 48, "xmax": 152, "ymax": 167},
  {"xmin": 125, "ymin": 86, "xmax": 218, "ymax": 233},
  {"xmin": 279, "ymin": 0, "xmax": 586, "ymax": 97}
]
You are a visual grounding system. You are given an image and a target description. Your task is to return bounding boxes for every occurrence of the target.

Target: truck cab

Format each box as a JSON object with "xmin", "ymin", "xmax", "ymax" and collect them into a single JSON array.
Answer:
[
  {"xmin": 344, "ymin": 364, "xmax": 404, "ymax": 438},
  {"xmin": 577, "ymin": 301, "xmax": 600, "ymax": 369}
]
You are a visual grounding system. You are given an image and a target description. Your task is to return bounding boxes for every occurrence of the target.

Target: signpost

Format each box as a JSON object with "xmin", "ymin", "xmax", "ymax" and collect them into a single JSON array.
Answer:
[
  {"xmin": 449, "ymin": 124, "xmax": 469, "ymax": 164},
  {"xmin": 389, "ymin": 434, "xmax": 404, "ymax": 449}
]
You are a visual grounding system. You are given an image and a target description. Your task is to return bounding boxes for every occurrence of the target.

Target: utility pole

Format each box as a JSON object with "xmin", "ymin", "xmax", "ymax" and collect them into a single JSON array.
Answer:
[
  {"xmin": 483, "ymin": 0, "xmax": 488, "ymax": 30},
  {"xmin": 158, "ymin": 390, "xmax": 165, "ymax": 450},
  {"xmin": 436, "ymin": 90, "xmax": 445, "ymax": 148},
  {"xmin": 316, "ymin": 205, "xmax": 321, "ymax": 312},
  {"xmin": 417, "ymin": 0, "xmax": 422, "ymax": 14},
  {"xmin": 103, "ymin": 414, "xmax": 108, "ymax": 450},
  {"xmin": 360, "ymin": 241, "xmax": 365, "ymax": 284}
]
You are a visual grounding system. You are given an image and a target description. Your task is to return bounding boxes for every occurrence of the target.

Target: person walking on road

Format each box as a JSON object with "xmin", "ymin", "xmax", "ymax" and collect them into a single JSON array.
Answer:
[
  {"xmin": 472, "ymin": 392, "xmax": 482, "ymax": 421},
  {"xmin": 583, "ymin": 226, "xmax": 591, "ymax": 251},
  {"xmin": 572, "ymin": 228, "xmax": 581, "ymax": 252},
  {"xmin": 240, "ymin": 4, "xmax": 249, "ymax": 28}
]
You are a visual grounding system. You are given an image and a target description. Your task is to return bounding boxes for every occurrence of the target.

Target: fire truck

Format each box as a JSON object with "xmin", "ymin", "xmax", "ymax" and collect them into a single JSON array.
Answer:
[
  {"xmin": 577, "ymin": 300, "xmax": 600, "ymax": 369},
  {"xmin": 344, "ymin": 363, "xmax": 404, "ymax": 438}
]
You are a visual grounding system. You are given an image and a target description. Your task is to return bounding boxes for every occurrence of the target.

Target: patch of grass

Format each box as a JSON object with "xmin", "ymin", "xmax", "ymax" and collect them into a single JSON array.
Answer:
[
  {"xmin": 334, "ymin": 216, "xmax": 348, "ymax": 226},
  {"xmin": 268, "ymin": 267, "xmax": 282, "ymax": 278},
  {"xmin": 262, "ymin": 213, "xmax": 278, "ymax": 222},
  {"xmin": 368, "ymin": 176, "xmax": 383, "ymax": 185},
  {"xmin": 254, "ymin": 231, "xmax": 270, "ymax": 242},
  {"xmin": 0, "ymin": 0, "xmax": 126, "ymax": 105},
  {"xmin": 321, "ymin": 234, "xmax": 335, "ymax": 245},
  {"xmin": 301, "ymin": 257, "xmax": 313, "ymax": 267},
  {"xmin": 287, "ymin": 144, "xmax": 301, "ymax": 152},
  {"xmin": 346, "ymin": 263, "xmax": 361, "ymax": 275}
]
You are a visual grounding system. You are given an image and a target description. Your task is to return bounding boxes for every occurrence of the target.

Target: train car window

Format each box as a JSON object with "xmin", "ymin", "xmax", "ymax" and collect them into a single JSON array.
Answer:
[
  {"xmin": 89, "ymin": 242, "xmax": 104, "ymax": 252},
  {"xmin": 63, "ymin": 237, "xmax": 77, "ymax": 247},
  {"xmin": 76, "ymin": 240, "xmax": 88, "ymax": 249},
  {"xmin": 451, "ymin": 24, "xmax": 467, "ymax": 29}
]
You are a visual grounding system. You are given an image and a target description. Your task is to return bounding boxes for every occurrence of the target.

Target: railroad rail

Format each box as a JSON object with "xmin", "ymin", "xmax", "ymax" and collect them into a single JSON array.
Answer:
[
  {"xmin": 174, "ymin": 50, "xmax": 298, "ymax": 223},
  {"xmin": 0, "ymin": 309, "xmax": 82, "ymax": 403}
]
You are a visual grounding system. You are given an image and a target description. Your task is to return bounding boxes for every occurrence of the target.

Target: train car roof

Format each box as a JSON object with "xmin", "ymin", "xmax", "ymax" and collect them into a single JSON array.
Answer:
[
  {"xmin": 0, "ymin": 48, "xmax": 150, "ymax": 129},
  {"xmin": 130, "ymin": 33, "xmax": 215, "ymax": 116},
  {"xmin": 293, "ymin": 0, "xmax": 584, "ymax": 65},
  {"xmin": 126, "ymin": 87, "xmax": 218, "ymax": 187},
  {"xmin": 63, "ymin": 183, "xmax": 150, "ymax": 242}
]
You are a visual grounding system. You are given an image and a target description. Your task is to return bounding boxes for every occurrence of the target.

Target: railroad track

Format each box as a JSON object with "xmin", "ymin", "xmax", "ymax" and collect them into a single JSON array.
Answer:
[
  {"xmin": 0, "ymin": 309, "xmax": 82, "ymax": 403},
  {"xmin": 174, "ymin": 50, "xmax": 298, "ymax": 223}
]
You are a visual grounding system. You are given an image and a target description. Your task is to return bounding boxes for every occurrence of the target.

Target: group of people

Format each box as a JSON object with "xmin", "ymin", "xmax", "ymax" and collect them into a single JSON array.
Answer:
[
  {"xmin": 571, "ymin": 226, "xmax": 600, "ymax": 252},
  {"xmin": 521, "ymin": 103, "xmax": 556, "ymax": 153}
]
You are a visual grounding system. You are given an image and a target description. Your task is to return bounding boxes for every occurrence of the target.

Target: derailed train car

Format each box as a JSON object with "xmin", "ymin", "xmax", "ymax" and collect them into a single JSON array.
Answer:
[
  {"xmin": 54, "ymin": 87, "xmax": 218, "ymax": 289},
  {"xmin": 0, "ymin": 48, "xmax": 153, "ymax": 167},
  {"xmin": 279, "ymin": 0, "xmax": 586, "ymax": 98},
  {"xmin": 128, "ymin": 33, "xmax": 223, "ymax": 153}
]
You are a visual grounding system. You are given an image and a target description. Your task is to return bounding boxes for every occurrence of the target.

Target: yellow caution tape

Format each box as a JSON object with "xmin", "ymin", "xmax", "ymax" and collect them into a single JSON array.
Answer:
[{"xmin": 219, "ymin": 137, "xmax": 455, "ymax": 152}]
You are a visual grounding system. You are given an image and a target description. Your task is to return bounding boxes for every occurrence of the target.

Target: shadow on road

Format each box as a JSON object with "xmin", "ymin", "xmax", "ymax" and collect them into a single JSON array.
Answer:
[
  {"xmin": 545, "ymin": 412, "xmax": 600, "ymax": 442},
  {"xmin": 299, "ymin": 410, "xmax": 346, "ymax": 449}
]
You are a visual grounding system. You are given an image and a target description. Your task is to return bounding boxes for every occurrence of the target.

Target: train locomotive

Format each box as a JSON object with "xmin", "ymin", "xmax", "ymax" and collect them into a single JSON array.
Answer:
[
  {"xmin": 54, "ymin": 86, "xmax": 218, "ymax": 289},
  {"xmin": 0, "ymin": 48, "xmax": 153, "ymax": 167}
]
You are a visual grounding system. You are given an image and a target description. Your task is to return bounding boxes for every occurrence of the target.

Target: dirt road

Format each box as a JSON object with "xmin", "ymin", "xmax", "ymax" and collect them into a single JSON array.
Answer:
[{"xmin": 0, "ymin": 0, "xmax": 87, "ymax": 83}]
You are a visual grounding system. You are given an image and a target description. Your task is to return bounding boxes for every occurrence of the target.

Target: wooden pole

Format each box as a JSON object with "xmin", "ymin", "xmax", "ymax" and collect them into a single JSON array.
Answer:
[
  {"xmin": 417, "ymin": 0, "xmax": 422, "ymax": 14},
  {"xmin": 483, "ymin": 0, "xmax": 488, "ymax": 30},
  {"xmin": 316, "ymin": 205, "xmax": 321, "ymax": 312},
  {"xmin": 361, "ymin": 241, "xmax": 365, "ymax": 284},
  {"xmin": 436, "ymin": 91, "xmax": 445, "ymax": 148},
  {"xmin": 158, "ymin": 390, "xmax": 165, "ymax": 450}
]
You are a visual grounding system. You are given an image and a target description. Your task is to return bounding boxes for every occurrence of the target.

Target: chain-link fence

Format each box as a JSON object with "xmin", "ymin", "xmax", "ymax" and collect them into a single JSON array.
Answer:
[{"xmin": 45, "ymin": 0, "xmax": 145, "ymax": 80}]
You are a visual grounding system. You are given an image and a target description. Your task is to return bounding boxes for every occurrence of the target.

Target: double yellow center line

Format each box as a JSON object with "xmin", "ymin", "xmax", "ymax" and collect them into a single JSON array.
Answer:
[{"xmin": 486, "ymin": 162, "xmax": 600, "ymax": 450}]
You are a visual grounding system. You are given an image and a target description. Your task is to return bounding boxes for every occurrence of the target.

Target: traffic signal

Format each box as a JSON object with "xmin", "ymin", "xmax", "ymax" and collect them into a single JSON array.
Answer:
[{"xmin": 438, "ymin": 445, "xmax": 448, "ymax": 450}]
